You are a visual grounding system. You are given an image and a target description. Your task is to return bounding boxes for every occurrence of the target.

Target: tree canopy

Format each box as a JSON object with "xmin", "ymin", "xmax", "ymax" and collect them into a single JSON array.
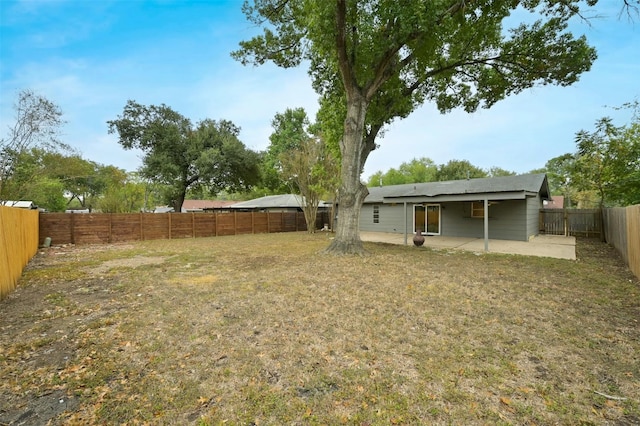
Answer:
[
  {"xmin": 436, "ymin": 159, "xmax": 488, "ymax": 181},
  {"xmin": 366, "ymin": 158, "xmax": 516, "ymax": 186},
  {"xmin": 107, "ymin": 101, "xmax": 261, "ymax": 211},
  {"xmin": 0, "ymin": 89, "xmax": 67, "ymax": 201},
  {"xmin": 262, "ymin": 107, "xmax": 312, "ymax": 193},
  {"xmin": 537, "ymin": 101, "xmax": 639, "ymax": 208},
  {"xmin": 573, "ymin": 112, "xmax": 640, "ymax": 207},
  {"xmin": 234, "ymin": 0, "xmax": 598, "ymax": 254},
  {"xmin": 265, "ymin": 107, "xmax": 339, "ymax": 231},
  {"xmin": 367, "ymin": 157, "xmax": 437, "ymax": 186}
]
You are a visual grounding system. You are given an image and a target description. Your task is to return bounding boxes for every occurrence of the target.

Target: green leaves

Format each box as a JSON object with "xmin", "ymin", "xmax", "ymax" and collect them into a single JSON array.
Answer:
[
  {"xmin": 108, "ymin": 102, "xmax": 260, "ymax": 210},
  {"xmin": 234, "ymin": 0, "xmax": 602, "ymax": 252},
  {"xmin": 573, "ymin": 114, "xmax": 640, "ymax": 207}
]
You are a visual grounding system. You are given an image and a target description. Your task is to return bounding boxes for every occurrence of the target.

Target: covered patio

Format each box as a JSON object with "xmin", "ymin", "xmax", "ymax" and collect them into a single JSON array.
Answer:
[{"xmin": 359, "ymin": 232, "xmax": 576, "ymax": 260}]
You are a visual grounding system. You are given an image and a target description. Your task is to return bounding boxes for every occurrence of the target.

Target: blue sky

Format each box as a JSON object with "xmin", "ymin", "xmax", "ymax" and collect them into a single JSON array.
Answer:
[{"xmin": 1, "ymin": 0, "xmax": 639, "ymax": 182}]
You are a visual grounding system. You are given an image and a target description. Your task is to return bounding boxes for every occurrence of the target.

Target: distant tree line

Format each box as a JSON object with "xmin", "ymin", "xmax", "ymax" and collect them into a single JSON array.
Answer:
[
  {"xmin": 365, "ymin": 102, "xmax": 639, "ymax": 209},
  {"xmin": 534, "ymin": 101, "xmax": 639, "ymax": 208},
  {"xmin": 2, "ymin": 90, "xmax": 637, "ymax": 213},
  {"xmin": 366, "ymin": 158, "xmax": 516, "ymax": 187}
]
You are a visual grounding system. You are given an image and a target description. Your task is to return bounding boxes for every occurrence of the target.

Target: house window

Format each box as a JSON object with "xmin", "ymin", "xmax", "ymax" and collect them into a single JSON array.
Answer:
[
  {"xmin": 471, "ymin": 201, "xmax": 485, "ymax": 218},
  {"xmin": 373, "ymin": 205, "xmax": 380, "ymax": 223}
]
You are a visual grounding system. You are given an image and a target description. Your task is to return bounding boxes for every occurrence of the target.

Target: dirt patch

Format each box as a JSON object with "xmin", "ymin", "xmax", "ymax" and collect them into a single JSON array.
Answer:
[
  {"xmin": 86, "ymin": 255, "xmax": 166, "ymax": 275},
  {"xmin": 1, "ymin": 235, "xmax": 638, "ymax": 425}
]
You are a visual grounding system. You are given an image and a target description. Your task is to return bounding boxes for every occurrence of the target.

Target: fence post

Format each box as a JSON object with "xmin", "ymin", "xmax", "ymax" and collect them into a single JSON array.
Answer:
[{"xmin": 70, "ymin": 212, "xmax": 76, "ymax": 244}]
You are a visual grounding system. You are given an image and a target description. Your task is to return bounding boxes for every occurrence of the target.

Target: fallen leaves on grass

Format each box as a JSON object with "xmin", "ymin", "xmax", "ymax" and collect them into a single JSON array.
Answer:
[{"xmin": 0, "ymin": 234, "xmax": 639, "ymax": 425}]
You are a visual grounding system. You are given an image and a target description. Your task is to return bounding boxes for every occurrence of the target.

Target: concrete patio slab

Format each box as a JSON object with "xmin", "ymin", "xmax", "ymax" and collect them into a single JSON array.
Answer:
[{"xmin": 360, "ymin": 232, "xmax": 576, "ymax": 260}]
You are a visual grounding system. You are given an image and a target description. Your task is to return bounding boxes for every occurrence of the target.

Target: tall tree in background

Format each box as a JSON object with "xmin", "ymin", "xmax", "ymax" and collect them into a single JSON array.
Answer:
[
  {"xmin": 544, "ymin": 153, "xmax": 577, "ymax": 207},
  {"xmin": 108, "ymin": 101, "xmax": 261, "ymax": 211},
  {"xmin": 367, "ymin": 157, "xmax": 437, "ymax": 186},
  {"xmin": 234, "ymin": 0, "xmax": 597, "ymax": 254},
  {"xmin": 0, "ymin": 89, "xmax": 67, "ymax": 200},
  {"xmin": 1, "ymin": 148, "xmax": 67, "ymax": 211},
  {"xmin": 263, "ymin": 107, "xmax": 311, "ymax": 193},
  {"xmin": 267, "ymin": 107, "xmax": 340, "ymax": 231},
  {"xmin": 573, "ymin": 112, "xmax": 640, "ymax": 207},
  {"xmin": 98, "ymin": 172, "xmax": 157, "ymax": 213},
  {"xmin": 39, "ymin": 153, "xmax": 125, "ymax": 209},
  {"xmin": 436, "ymin": 160, "xmax": 488, "ymax": 181},
  {"xmin": 280, "ymin": 136, "xmax": 339, "ymax": 232},
  {"xmin": 487, "ymin": 167, "xmax": 516, "ymax": 177}
]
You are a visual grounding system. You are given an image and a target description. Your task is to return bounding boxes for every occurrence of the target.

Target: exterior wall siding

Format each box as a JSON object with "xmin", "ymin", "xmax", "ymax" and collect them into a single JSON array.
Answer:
[
  {"xmin": 525, "ymin": 195, "xmax": 543, "ymax": 240},
  {"xmin": 439, "ymin": 200, "xmax": 526, "ymax": 241},
  {"xmin": 360, "ymin": 204, "xmax": 407, "ymax": 233},
  {"xmin": 360, "ymin": 199, "xmax": 535, "ymax": 241}
]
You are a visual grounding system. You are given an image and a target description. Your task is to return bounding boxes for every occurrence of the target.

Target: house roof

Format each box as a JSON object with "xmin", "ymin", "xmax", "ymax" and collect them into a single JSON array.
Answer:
[
  {"xmin": 230, "ymin": 194, "xmax": 330, "ymax": 209},
  {"xmin": 181, "ymin": 200, "xmax": 236, "ymax": 211},
  {"xmin": 365, "ymin": 173, "xmax": 550, "ymax": 203},
  {"xmin": 543, "ymin": 195, "xmax": 564, "ymax": 209},
  {"xmin": 153, "ymin": 206, "xmax": 175, "ymax": 213},
  {"xmin": 0, "ymin": 200, "xmax": 37, "ymax": 209}
]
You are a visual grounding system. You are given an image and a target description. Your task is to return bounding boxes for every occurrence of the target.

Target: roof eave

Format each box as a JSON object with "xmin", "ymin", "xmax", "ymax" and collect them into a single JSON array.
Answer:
[{"xmin": 382, "ymin": 191, "xmax": 530, "ymax": 203}]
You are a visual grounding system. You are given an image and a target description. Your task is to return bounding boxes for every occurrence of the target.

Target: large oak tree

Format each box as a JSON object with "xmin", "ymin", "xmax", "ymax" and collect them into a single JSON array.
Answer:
[
  {"xmin": 233, "ymin": 0, "xmax": 599, "ymax": 254},
  {"xmin": 108, "ymin": 101, "xmax": 261, "ymax": 212}
]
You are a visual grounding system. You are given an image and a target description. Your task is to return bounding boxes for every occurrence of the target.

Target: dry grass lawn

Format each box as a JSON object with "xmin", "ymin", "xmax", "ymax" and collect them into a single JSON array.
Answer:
[{"xmin": 1, "ymin": 232, "xmax": 639, "ymax": 425}]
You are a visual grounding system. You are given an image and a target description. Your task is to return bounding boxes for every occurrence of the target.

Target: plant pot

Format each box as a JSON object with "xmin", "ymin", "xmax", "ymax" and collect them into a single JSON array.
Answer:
[{"xmin": 413, "ymin": 230, "xmax": 425, "ymax": 246}]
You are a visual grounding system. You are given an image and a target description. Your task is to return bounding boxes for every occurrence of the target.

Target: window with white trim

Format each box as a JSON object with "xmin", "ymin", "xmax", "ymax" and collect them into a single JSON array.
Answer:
[{"xmin": 373, "ymin": 205, "xmax": 380, "ymax": 223}]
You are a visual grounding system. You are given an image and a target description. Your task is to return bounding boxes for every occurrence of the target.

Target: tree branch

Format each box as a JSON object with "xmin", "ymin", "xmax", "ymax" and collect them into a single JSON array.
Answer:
[{"xmin": 335, "ymin": 0, "xmax": 359, "ymax": 98}]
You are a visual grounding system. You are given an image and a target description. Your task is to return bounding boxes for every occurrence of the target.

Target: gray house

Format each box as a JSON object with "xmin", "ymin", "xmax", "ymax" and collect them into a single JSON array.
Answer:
[{"xmin": 359, "ymin": 173, "xmax": 550, "ymax": 242}]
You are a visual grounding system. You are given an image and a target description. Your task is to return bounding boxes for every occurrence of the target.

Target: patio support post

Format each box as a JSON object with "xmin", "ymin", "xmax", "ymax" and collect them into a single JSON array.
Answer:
[
  {"xmin": 404, "ymin": 202, "xmax": 408, "ymax": 245},
  {"xmin": 484, "ymin": 198, "xmax": 489, "ymax": 252}
]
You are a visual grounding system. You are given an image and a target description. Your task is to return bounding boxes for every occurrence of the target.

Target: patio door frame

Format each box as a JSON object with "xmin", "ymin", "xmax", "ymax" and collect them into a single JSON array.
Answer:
[{"xmin": 413, "ymin": 204, "xmax": 441, "ymax": 235}]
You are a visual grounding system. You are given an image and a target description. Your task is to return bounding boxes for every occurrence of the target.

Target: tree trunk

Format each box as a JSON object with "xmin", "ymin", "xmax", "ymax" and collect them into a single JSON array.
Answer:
[
  {"xmin": 303, "ymin": 203, "xmax": 319, "ymax": 233},
  {"xmin": 173, "ymin": 187, "xmax": 186, "ymax": 213},
  {"xmin": 324, "ymin": 93, "xmax": 370, "ymax": 255}
]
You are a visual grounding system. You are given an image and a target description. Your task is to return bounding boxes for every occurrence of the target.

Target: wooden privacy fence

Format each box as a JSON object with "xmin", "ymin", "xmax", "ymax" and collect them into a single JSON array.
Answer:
[
  {"xmin": 603, "ymin": 205, "xmax": 640, "ymax": 280},
  {"xmin": 0, "ymin": 206, "xmax": 39, "ymax": 300},
  {"xmin": 539, "ymin": 209, "xmax": 602, "ymax": 237},
  {"xmin": 39, "ymin": 211, "xmax": 330, "ymax": 246}
]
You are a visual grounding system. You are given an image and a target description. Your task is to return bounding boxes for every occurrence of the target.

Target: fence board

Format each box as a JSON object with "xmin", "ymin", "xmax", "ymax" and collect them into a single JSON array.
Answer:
[
  {"xmin": 236, "ymin": 212, "xmax": 254, "ymax": 235},
  {"xmin": 215, "ymin": 213, "xmax": 236, "ymax": 236},
  {"xmin": 39, "ymin": 213, "xmax": 73, "ymax": 244},
  {"xmin": 110, "ymin": 213, "xmax": 142, "ymax": 243},
  {"xmin": 1, "ymin": 206, "xmax": 39, "ymax": 300},
  {"xmin": 38, "ymin": 210, "xmax": 330, "ymax": 246},
  {"xmin": 253, "ymin": 212, "xmax": 269, "ymax": 234},
  {"xmin": 603, "ymin": 208, "xmax": 628, "ymax": 265},
  {"xmin": 74, "ymin": 214, "xmax": 111, "ymax": 244},
  {"xmin": 539, "ymin": 209, "xmax": 601, "ymax": 237},
  {"xmin": 169, "ymin": 213, "xmax": 195, "ymax": 239},
  {"xmin": 626, "ymin": 205, "xmax": 640, "ymax": 279},
  {"xmin": 603, "ymin": 204, "xmax": 640, "ymax": 280},
  {"xmin": 540, "ymin": 210, "xmax": 565, "ymax": 235}
]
